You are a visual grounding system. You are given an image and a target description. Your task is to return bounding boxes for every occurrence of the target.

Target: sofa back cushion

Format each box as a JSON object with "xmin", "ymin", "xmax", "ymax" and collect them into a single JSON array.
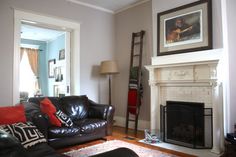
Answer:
[
  {"xmin": 60, "ymin": 96, "xmax": 89, "ymax": 121},
  {"xmin": 28, "ymin": 97, "xmax": 60, "ymax": 109}
]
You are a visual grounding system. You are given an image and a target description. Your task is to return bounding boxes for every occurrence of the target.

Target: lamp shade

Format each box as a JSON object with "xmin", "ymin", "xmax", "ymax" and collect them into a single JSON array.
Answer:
[{"xmin": 100, "ymin": 60, "xmax": 119, "ymax": 74}]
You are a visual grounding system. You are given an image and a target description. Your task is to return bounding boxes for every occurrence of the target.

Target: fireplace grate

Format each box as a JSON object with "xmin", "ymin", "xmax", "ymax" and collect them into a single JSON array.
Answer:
[{"xmin": 160, "ymin": 101, "xmax": 213, "ymax": 149}]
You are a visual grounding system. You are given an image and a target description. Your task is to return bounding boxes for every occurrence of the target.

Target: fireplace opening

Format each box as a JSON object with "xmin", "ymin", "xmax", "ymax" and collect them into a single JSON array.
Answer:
[{"xmin": 160, "ymin": 101, "xmax": 212, "ymax": 149}]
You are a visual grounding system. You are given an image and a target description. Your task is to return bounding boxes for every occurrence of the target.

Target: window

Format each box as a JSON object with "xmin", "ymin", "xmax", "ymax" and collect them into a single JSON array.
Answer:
[{"xmin": 19, "ymin": 52, "xmax": 37, "ymax": 97}]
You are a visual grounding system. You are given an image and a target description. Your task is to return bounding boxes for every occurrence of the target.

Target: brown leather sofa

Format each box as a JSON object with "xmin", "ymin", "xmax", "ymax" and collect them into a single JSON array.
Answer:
[{"xmin": 25, "ymin": 95, "xmax": 115, "ymax": 149}]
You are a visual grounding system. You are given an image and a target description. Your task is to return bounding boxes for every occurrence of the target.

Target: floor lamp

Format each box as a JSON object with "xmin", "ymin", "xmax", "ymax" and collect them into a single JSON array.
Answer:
[{"xmin": 100, "ymin": 60, "xmax": 119, "ymax": 105}]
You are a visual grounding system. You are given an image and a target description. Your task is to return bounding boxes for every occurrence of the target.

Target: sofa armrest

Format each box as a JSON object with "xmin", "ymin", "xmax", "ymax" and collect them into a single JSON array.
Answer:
[
  {"xmin": 0, "ymin": 130, "xmax": 29, "ymax": 157},
  {"xmin": 88, "ymin": 100, "xmax": 115, "ymax": 135}
]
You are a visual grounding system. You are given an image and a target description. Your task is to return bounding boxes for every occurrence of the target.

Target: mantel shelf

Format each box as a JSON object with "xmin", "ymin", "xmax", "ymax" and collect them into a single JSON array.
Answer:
[
  {"xmin": 145, "ymin": 60, "xmax": 219, "ymax": 70},
  {"xmin": 152, "ymin": 79, "xmax": 218, "ymax": 84}
]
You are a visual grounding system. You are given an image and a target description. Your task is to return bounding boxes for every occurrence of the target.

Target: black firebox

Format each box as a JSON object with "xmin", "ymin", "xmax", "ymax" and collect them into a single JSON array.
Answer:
[{"xmin": 160, "ymin": 101, "xmax": 212, "ymax": 149}]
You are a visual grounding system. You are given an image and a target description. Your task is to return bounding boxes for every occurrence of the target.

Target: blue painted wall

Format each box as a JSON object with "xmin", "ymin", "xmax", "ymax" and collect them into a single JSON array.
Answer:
[
  {"xmin": 20, "ymin": 39, "xmax": 48, "ymax": 96},
  {"xmin": 47, "ymin": 34, "xmax": 65, "ymax": 96}
]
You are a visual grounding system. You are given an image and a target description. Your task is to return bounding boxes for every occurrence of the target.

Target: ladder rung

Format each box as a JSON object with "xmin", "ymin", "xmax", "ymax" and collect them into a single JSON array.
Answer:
[
  {"xmin": 128, "ymin": 106, "xmax": 137, "ymax": 108},
  {"xmin": 128, "ymin": 119, "xmax": 135, "ymax": 122},
  {"xmin": 134, "ymin": 42, "xmax": 141, "ymax": 45},
  {"xmin": 134, "ymin": 32, "xmax": 141, "ymax": 37},
  {"xmin": 133, "ymin": 54, "xmax": 140, "ymax": 57}
]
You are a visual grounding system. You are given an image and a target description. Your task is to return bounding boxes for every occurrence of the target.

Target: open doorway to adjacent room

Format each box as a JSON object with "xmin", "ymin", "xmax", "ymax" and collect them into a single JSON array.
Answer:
[
  {"xmin": 14, "ymin": 10, "xmax": 81, "ymax": 104},
  {"xmin": 19, "ymin": 23, "xmax": 70, "ymax": 102}
]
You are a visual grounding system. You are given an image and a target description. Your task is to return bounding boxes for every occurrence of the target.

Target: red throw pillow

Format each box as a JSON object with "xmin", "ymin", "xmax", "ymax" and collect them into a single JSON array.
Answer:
[
  {"xmin": 40, "ymin": 98, "xmax": 61, "ymax": 127},
  {"xmin": 0, "ymin": 104, "xmax": 27, "ymax": 125}
]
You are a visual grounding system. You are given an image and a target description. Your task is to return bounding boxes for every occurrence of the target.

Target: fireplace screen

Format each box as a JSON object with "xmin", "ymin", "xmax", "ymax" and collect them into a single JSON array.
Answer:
[{"xmin": 161, "ymin": 101, "xmax": 212, "ymax": 149}]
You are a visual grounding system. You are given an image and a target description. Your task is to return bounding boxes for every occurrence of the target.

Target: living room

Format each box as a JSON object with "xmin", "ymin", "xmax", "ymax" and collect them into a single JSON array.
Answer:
[{"xmin": 0, "ymin": 0, "xmax": 236, "ymax": 157}]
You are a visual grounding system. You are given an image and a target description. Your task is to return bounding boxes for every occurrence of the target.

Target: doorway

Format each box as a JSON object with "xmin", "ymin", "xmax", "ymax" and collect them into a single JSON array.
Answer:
[
  {"xmin": 14, "ymin": 10, "xmax": 81, "ymax": 104},
  {"xmin": 20, "ymin": 23, "xmax": 70, "ymax": 101}
]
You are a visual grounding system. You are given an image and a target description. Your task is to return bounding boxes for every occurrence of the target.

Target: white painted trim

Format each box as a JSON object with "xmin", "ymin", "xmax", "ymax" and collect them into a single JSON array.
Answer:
[
  {"xmin": 66, "ymin": 0, "xmax": 114, "ymax": 14},
  {"xmin": 115, "ymin": 0, "xmax": 151, "ymax": 14},
  {"xmin": 65, "ymin": 0, "xmax": 150, "ymax": 15},
  {"xmin": 13, "ymin": 16, "xmax": 21, "ymax": 105},
  {"xmin": 114, "ymin": 116, "xmax": 150, "ymax": 130},
  {"xmin": 20, "ymin": 44, "xmax": 40, "ymax": 49},
  {"xmin": 151, "ymin": 49, "xmax": 223, "ymax": 66},
  {"xmin": 220, "ymin": 0, "xmax": 231, "ymax": 135},
  {"xmin": 65, "ymin": 31, "xmax": 71, "ymax": 96},
  {"xmin": 13, "ymin": 10, "xmax": 81, "ymax": 104}
]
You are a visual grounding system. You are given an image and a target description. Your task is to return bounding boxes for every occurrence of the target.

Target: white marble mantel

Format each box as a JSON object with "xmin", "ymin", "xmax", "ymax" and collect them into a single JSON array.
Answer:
[{"xmin": 145, "ymin": 49, "xmax": 224, "ymax": 154}]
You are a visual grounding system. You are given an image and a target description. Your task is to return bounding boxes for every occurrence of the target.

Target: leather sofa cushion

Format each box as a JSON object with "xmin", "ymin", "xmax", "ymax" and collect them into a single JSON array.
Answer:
[
  {"xmin": 48, "ymin": 127, "xmax": 80, "ymax": 138},
  {"xmin": 74, "ymin": 119, "xmax": 107, "ymax": 134},
  {"xmin": 60, "ymin": 96, "xmax": 89, "ymax": 121}
]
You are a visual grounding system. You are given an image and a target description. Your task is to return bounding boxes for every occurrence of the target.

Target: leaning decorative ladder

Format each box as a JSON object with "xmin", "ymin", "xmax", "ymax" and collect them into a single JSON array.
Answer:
[{"xmin": 125, "ymin": 30, "xmax": 145, "ymax": 136}]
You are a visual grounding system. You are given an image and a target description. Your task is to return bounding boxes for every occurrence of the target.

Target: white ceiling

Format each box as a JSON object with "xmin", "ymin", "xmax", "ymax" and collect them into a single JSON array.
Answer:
[
  {"xmin": 68, "ymin": 0, "xmax": 147, "ymax": 13},
  {"xmin": 21, "ymin": 24, "xmax": 64, "ymax": 42}
]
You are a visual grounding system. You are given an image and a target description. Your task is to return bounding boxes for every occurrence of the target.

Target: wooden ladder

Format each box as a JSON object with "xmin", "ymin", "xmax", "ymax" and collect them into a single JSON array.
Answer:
[{"xmin": 125, "ymin": 30, "xmax": 145, "ymax": 136}]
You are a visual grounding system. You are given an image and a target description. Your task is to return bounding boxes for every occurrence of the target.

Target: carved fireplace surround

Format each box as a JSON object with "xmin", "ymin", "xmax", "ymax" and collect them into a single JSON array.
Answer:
[{"xmin": 145, "ymin": 50, "xmax": 224, "ymax": 154}]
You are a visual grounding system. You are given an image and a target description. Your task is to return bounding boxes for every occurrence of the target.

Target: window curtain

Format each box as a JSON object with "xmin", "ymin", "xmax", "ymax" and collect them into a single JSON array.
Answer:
[
  {"xmin": 24, "ymin": 48, "xmax": 40, "ymax": 92},
  {"xmin": 26, "ymin": 48, "xmax": 39, "ymax": 92},
  {"xmin": 26, "ymin": 48, "xmax": 38, "ymax": 77}
]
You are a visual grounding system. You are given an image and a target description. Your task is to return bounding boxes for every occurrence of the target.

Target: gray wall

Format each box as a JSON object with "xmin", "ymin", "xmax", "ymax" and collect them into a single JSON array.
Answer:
[
  {"xmin": 224, "ymin": 0, "xmax": 236, "ymax": 133},
  {"xmin": 114, "ymin": 1, "xmax": 152, "ymax": 122},
  {"xmin": 0, "ymin": 0, "xmax": 115, "ymax": 105}
]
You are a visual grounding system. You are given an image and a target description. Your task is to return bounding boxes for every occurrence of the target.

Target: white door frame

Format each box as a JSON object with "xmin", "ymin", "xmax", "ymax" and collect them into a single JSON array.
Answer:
[{"xmin": 14, "ymin": 9, "xmax": 80, "ymax": 104}]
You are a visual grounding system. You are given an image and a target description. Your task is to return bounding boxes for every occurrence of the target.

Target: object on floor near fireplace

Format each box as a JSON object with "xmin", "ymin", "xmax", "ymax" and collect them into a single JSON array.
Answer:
[
  {"xmin": 161, "ymin": 101, "xmax": 213, "ymax": 149},
  {"xmin": 144, "ymin": 129, "xmax": 161, "ymax": 143}
]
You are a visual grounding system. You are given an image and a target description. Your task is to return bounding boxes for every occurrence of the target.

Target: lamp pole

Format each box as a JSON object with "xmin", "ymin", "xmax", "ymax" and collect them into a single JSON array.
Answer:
[{"xmin": 108, "ymin": 74, "xmax": 111, "ymax": 105}]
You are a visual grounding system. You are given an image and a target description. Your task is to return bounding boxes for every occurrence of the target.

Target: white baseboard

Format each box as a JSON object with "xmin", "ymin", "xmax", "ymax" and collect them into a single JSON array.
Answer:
[{"xmin": 114, "ymin": 116, "xmax": 150, "ymax": 130}]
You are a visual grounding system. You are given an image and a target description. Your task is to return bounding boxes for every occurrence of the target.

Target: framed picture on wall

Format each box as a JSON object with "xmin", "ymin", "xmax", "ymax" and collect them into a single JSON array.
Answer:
[
  {"xmin": 157, "ymin": 0, "xmax": 212, "ymax": 56},
  {"xmin": 54, "ymin": 85, "xmax": 59, "ymax": 97},
  {"xmin": 59, "ymin": 49, "xmax": 65, "ymax": 60},
  {"xmin": 48, "ymin": 59, "xmax": 56, "ymax": 78}
]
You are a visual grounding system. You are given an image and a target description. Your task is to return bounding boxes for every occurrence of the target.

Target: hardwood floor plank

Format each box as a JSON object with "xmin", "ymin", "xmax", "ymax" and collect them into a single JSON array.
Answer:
[{"xmin": 57, "ymin": 126, "xmax": 196, "ymax": 157}]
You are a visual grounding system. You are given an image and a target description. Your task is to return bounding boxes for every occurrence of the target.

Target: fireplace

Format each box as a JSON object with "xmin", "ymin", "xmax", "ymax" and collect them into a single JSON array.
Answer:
[
  {"xmin": 146, "ymin": 56, "xmax": 223, "ymax": 153},
  {"xmin": 161, "ymin": 101, "xmax": 213, "ymax": 149}
]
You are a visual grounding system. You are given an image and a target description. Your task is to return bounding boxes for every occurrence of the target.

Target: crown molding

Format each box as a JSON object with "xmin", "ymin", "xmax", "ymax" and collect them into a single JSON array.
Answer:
[
  {"xmin": 66, "ymin": 0, "xmax": 151, "ymax": 15},
  {"xmin": 66, "ymin": 0, "xmax": 114, "ymax": 14},
  {"xmin": 114, "ymin": 0, "xmax": 150, "ymax": 14}
]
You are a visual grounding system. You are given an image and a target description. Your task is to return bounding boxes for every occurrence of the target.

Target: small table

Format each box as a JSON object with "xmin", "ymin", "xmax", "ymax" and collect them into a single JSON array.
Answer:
[{"xmin": 222, "ymin": 134, "xmax": 236, "ymax": 157}]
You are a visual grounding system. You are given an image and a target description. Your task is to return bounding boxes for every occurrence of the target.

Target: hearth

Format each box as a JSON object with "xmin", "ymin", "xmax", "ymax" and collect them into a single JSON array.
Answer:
[{"xmin": 160, "ymin": 101, "xmax": 213, "ymax": 149}]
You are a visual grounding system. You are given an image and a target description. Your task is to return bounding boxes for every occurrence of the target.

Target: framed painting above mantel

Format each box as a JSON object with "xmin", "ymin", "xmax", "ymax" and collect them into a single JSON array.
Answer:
[{"xmin": 157, "ymin": 0, "xmax": 212, "ymax": 56}]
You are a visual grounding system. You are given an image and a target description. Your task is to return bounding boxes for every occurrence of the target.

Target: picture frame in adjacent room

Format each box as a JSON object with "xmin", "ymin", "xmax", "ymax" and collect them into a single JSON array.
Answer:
[
  {"xmin": 157, "ymin": 0, "xmax": 212, "ymax": 56},
  {"xmin": 48, "ymin": 59, "xmax": 56, "ymax": 78},
  {"xmin": 53, "ymin": 85, "xmax": 59, "ymax": 97},
  {"xmin": 59, "ymin": 49, "xmax": 65, "ymax": 60}
]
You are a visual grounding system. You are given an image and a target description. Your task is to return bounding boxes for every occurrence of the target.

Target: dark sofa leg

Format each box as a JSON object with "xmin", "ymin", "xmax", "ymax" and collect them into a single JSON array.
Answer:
[{"xmin": 101, "ymin": 137, "xmax": 108, "ymax": 141}]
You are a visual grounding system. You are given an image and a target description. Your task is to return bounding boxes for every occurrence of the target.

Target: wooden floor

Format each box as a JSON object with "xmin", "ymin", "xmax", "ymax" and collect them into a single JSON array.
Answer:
[{"xmin": 57, "ymin": 126, "xmax": 196, "ymax": 157}]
